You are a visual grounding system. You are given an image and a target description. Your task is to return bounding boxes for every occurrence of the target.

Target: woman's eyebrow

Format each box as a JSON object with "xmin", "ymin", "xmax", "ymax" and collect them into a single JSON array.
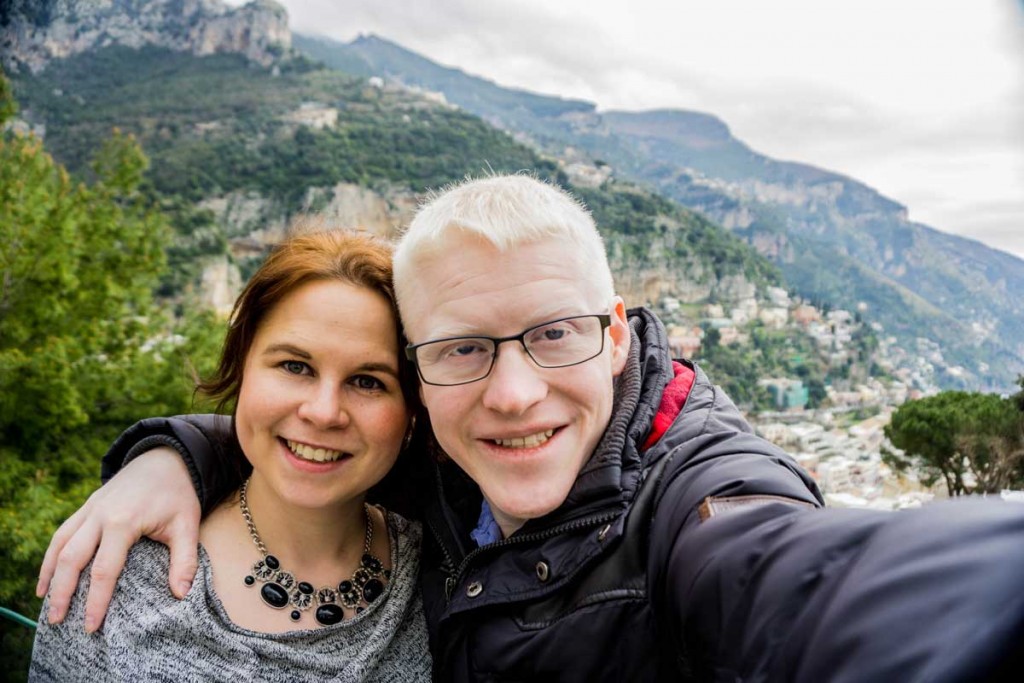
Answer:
[
  {"xmin": 358, "ymin": 361, "xmax": 401, "ymax": 377},
  {"xmin": 263, "ymin": 343, "xmax": 311, "ymax": 358},
  {"xmin": 264, "ymin": 345, "xmax": 399, "ymax": 376}
]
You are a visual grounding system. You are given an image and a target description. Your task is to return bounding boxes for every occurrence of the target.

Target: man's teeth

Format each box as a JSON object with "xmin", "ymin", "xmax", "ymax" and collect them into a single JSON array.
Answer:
[
  {"xmin": 287, "ymin": 440, "xmax": 344, "ymax": 462},
  {"xmin": 493, "ymin": 430, "xmax": 555, "ymax": 448}
]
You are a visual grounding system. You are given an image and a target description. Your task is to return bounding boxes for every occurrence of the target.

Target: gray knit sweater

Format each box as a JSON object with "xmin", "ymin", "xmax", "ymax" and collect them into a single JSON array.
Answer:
[{"xmin": 30, "ymin": 511, "xmax": 431, "ymax": 682}]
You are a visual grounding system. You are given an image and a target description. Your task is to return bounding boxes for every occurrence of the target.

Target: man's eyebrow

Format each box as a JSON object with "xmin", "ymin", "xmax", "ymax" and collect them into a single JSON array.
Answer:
[{"xmin": 425, "ymin": 310, "xmax": 590, "ymax": 340}]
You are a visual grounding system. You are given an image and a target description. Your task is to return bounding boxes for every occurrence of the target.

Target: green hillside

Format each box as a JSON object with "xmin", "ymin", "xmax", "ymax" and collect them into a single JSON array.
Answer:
[
  {"xmin": 10, "ymin": 44, "xmax": 781, "ymax": 300},
  {"xmin": 12, "ymin": 45, "xmax": 541, "ymax": 201},
  {"xmin": 8, "ymin": 34, "xmax": 856, "ymax": 408},
  {"xmin": 297, "ymin": 34, "xmax": 595, "ymax": 136}
]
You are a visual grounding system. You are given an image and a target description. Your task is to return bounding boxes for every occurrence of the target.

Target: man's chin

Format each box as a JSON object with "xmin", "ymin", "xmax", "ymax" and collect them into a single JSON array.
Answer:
[{"xmin": 488, "ymin": 486, "xmax": 569, "ymax": 529}]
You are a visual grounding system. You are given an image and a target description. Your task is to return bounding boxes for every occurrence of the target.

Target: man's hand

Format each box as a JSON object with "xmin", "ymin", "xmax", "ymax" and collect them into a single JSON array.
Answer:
[{"xmin": 36, "ymin": 447, "xmax": 201, "ymax": 632}]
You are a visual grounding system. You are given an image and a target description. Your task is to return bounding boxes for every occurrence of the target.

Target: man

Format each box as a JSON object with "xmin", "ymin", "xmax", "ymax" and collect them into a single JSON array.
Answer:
[{"xmin": 40, "ymin": 175, "xmax": 1024, "ymax": 680}]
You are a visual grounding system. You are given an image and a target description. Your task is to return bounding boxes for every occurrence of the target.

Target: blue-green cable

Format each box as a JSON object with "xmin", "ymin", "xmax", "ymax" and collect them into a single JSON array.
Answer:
[{"xmin": 0, "ymin": 605, "xmax": 37, "ymax": 629}]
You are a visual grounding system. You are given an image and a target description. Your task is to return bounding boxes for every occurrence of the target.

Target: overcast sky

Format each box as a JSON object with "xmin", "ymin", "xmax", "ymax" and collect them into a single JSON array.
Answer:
[{"xmin": 245, "ymin": 0, "xmax": 1024, "ymax": 261}]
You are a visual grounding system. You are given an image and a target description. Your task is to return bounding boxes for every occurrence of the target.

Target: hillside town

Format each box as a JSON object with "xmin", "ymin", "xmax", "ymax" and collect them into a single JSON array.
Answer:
[{"xmin": 652, "ymin": 284, "xmax": 957, "ymax": 509}]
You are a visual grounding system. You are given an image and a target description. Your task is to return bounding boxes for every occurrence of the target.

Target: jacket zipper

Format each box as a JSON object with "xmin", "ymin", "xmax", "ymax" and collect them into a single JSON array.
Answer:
[
  {"xmin": 426, "ymin": 516, "xmax": 461, "ymax": 600},
  {"xmin": 437, "ymin": 509, "xmax": 622, "ymax": 603}
]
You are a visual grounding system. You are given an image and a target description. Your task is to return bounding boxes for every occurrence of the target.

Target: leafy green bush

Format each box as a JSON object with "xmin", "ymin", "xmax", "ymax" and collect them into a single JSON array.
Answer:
[{"xmin": 0, "ymin": 74, "xmax": 223, "ymax": 677}]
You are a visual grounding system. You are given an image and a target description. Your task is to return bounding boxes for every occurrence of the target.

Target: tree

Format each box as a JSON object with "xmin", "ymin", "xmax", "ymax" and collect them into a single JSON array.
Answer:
[
  {"xmin": 806, "ymin": 378, "xmax": 828, "ymax": 408},
  {"xmin": 883, "ymin": 391, "xmax": 1024, "ymax": 496},
  {"xmin": 0, "ymin": 72, "xmax": 222, "ymax": 675}
]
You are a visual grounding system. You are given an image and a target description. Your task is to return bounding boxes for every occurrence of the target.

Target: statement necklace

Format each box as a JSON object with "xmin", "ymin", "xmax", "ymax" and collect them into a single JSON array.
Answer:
[{"xmin": 239, "ymin": 478, "xmax": 389, "ymax": 626}]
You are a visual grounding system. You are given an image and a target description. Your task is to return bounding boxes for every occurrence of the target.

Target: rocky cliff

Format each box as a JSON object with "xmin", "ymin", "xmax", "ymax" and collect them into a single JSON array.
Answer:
[{"xmin": 1, "ymin": 0, "xmax": 290, "ymax": 73}]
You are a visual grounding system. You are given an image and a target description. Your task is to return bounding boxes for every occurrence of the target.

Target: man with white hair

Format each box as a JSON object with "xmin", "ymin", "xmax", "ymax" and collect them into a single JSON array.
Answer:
[{"xmin": 40, "ymin": 175, "xmax": 1024, "ymax": 680}]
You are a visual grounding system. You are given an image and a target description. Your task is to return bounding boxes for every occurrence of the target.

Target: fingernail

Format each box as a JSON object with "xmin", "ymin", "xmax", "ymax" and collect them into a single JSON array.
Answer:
[
  {"xmin": 84, "ymin": 616, "xmax": 96, "ymax": 633},
  {"xmin": 46, "ymin": 608, "xmax": 57, "ymax": 624},
  {"xmin": 177, "ymin": 581, "xmax": 192, "ymax": 597}
]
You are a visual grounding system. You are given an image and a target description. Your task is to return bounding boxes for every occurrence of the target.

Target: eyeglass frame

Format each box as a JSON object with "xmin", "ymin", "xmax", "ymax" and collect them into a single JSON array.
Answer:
[{"xmin": 405, "ymin": 313, "xmax": 613, "ymax": 387}]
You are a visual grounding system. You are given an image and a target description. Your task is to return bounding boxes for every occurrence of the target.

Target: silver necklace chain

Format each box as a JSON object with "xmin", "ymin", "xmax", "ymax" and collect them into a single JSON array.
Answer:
[{"xmin": 239, "ymin": 477, "xmax": 372, "ymax": 556}]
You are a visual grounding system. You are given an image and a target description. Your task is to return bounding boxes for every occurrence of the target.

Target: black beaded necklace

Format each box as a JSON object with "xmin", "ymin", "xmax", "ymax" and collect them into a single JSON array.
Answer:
[{"xmin": 239, "ymin": 478, "xmax": 390, "ymax": 626}]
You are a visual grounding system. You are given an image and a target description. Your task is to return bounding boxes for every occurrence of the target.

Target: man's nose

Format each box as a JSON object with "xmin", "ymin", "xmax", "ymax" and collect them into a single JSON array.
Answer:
[
  {"xmin": 481, "ymin": 343, "xmax": 548, "ymax": 415},
  {"xmin": 297, "ymin": 382, "xmax": 350, "ymax": 428}
]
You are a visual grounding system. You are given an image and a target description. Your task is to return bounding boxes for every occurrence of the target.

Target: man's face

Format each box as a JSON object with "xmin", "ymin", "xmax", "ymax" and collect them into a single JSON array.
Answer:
[{"xmin": 403, "ymin": 235, "xmax": 630, "ymax": 535}]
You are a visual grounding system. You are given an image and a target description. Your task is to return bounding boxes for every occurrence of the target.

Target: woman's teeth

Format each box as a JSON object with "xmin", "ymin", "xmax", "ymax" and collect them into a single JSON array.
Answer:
[
  {"xmin": 287, "ymin": 440, "xmax": 345, "ymax": 462},
  {"xmin": 493, "ymin": 429, "xmax": 555, "ymax": 448}
]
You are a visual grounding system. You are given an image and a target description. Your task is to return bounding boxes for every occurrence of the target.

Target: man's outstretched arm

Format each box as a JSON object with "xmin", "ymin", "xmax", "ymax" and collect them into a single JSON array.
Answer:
[
  {"xmin": 37, "ymin": 415, "xmax": 237, "ymax": 630},
  {"xmin": 656, "ymin": 496, "xmax": 1024, "ymax": 681}
]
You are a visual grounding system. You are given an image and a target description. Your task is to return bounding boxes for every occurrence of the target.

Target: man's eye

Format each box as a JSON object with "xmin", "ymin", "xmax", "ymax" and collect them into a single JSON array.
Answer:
[
  {"xmin": 436, "ymin": 341, "xmax": 489, "ymax": 360},
  {"xmin": 282, "ymin": 360, "xmax": 309, "ymax": 375},
  {"xmin": 452, "ymin": 343, "xmax": 487, "ymax": 357},
  {"xmin": 530, "ymin": 325, "xmax": 573, "ymax": 344},
  {"xmin": 542, "ymin": 328, "xmax": 568, "ymax": 341}
]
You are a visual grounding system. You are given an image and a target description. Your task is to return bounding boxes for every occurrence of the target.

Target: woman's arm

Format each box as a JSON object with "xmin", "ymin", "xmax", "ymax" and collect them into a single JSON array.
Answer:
[{"xmin": 37, "ymin": 414, "xmax": 239, "ymax": 630}]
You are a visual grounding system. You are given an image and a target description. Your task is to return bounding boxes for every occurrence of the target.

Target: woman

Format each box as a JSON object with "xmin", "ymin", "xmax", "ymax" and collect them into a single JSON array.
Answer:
[{"xmin": 31, "ymin": 229, "xmax": 432, "ymax": 682}]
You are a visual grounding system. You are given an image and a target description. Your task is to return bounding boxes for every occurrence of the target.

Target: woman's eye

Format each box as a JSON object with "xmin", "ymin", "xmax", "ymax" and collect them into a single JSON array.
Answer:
[
  {"xmin": 282, "ymin": 360, "xmax": 309, "ymax": 375},
  {"xmin": 353, "ymin": 375, "xmax": 384, "ymax": 390}
]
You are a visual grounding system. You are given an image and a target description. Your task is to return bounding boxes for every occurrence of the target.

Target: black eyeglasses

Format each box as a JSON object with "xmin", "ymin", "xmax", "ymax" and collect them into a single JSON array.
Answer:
[{"xmin": 405, "ymin": 314, "xmax": 612, "ymax": 386}]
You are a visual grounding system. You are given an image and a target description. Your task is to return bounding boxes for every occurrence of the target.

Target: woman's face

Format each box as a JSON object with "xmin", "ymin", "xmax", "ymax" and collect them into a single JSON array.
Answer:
[{"xmin": 235, "ymin": 279, "xmax": 409, "ymax": 512}]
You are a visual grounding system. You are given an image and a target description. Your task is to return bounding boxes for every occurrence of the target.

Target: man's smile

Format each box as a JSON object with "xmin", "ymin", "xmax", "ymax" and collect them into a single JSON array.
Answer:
[{"xmin": 490, "ymin": 429, "xmax": 556, "ymax": 449}]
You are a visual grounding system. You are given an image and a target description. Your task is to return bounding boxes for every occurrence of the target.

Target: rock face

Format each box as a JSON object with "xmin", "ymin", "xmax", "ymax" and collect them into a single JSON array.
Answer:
[
  {"xmin": 195, "ymin": 183, "xmax": 419, "ymax": 308},
  {"xmin": 1, "ymin": 0, "xmax": 290, "ymax": 73},
  {"xmin": 305, "ymin": 183, "xmax": 418, "ymax": 239}
]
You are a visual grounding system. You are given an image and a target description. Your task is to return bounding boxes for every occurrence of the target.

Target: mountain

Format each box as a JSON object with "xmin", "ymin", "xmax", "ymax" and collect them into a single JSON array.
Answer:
[
  {"xmin": 295, "ymin": 33, "xmax": 1024, "ymax": 391},
  {"xmin": 3, "ymin": 3, "xmax": 778, "ymax": 313},
  {"xmin": 2, "ymin": 0, "xmax": 971, "ymax": 404}
]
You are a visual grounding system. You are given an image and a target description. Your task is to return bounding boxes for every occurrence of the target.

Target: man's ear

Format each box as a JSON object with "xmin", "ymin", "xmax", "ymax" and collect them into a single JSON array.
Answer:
[{"xmin": 608, "ymin": 297, "xmax": 630, "ymax": 376}]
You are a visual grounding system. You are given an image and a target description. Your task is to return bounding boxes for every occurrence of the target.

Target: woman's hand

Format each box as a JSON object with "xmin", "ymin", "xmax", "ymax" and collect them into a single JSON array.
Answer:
[{"xmin": 36, "ymin": 448, "xmax": 201, "ymax": 632}]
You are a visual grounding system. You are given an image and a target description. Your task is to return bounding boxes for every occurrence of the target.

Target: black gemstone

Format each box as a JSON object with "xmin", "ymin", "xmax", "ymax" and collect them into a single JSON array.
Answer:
[
  {"xmin": 361, "ymin": 554, "xmax": 383, "ymax": 572},
  {"xmin": 356, "ymin": 606, "xmax": 364, "ymax": 613},
  {"xmin": 261, "ymin": 582, "xmax": 289, "ymax": 608},
  {"xmin": 362, "ymin": 578, "xmax": 384, "ymax": 603},
  {"xmin": 315, "ymin": 604, "xmax": 344, "ymax": 626},
  {"xmin": 338, "ymin": 580, "xmax": 354, "ymax": 594},
  {"xmin": 383, "ymin": 569, "xmax": 391, "ymax": 579},
  {"xmin": 290, "ymin": 610, "xmax": 301, "ymax": 621},
  {"xmin": 244, "ymin": 575, "xmax": 255, "ymax": 586},
  {"xmin": 298, "ymin": 581, "xmax": 314, "ymax": 595},
  {"xmin": 265, "ymin": 555, "xmax": 280, "ymax": 570}
]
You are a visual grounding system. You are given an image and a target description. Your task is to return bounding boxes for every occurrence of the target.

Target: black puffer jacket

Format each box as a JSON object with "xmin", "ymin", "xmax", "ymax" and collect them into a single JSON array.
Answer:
[{"xmin": 105, "ymin": 309, "xmax": 1024, "ymax": 681}]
